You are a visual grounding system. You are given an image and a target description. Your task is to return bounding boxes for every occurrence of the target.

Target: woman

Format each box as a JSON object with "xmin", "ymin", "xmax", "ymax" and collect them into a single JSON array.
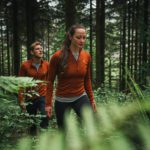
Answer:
[{"xmin": 46, "ymin": 24, "xmax": 96, "ymax": 129}]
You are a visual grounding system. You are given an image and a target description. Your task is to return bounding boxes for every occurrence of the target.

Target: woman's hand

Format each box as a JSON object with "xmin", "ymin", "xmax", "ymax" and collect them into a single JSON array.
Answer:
[
  {"xmin": 91, "ymin": 102, "xmax": 97, "ymax": 112},
  {"xmin": 45, "ymin": 106, "xmax": 52, "ymax": 118}
]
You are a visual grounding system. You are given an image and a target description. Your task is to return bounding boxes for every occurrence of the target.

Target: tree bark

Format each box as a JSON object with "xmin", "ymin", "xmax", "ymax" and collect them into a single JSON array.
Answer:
[
  {"xmin": 120, "ymin": 3, "xmax": 126, "ymax": 91},
  {"xmin": 12, "ymin": 0, "xmax": 20, "ymax": 75},
  {"xmin": 90, "ymin": 0, "xmax": 93, "ymax": 80},
  {"xmin": 64, "ymin": 0, "xmax": 77, "ymax": 31},
  {"xmin": 26, "ymin": 0, "xmax": 36, "ymax": 59},
  {"xmin": 96, "ymin": 0, "xmax": 105, "ymax": 88}
]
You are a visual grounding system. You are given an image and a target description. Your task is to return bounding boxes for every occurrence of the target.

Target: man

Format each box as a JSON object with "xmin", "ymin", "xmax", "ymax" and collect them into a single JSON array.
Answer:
[{"xmin": 18, "ymin": 41, "xmax": 49, "ymax": 135}]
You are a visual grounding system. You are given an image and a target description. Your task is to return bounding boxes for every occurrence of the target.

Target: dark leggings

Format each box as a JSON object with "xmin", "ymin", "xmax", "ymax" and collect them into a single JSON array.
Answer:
[{"xmin": 54, "ymin": 95, "xmax": 91, "ymax": 129}]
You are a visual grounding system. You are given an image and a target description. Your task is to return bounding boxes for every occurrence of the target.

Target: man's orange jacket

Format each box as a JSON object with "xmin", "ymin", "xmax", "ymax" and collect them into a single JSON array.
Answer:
[{"xmin": 18, "ymin": 59, "xmax": 49, "ymax": 105}]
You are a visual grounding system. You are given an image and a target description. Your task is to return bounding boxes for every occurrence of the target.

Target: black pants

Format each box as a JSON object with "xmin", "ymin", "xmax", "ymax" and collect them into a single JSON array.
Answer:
[
  {"xmin": 54, "ymin": 95, "xmax": 91, "ymax": 129},
  {"xmin": 26, "ymin": 96, "xmax": 49, "ymax": 133}
]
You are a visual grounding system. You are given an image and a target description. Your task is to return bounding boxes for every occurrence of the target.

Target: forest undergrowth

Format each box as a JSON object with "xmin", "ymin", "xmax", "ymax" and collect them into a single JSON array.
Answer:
[{"xmin": 0, "ymin": 76, "xmax": 150, "ymax": 150}]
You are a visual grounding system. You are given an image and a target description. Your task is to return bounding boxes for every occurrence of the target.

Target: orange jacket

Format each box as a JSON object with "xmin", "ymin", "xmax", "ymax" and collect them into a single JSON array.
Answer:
[
  {"xmin": 18, "ymin": 59, "xmax": 49, "ymax": 105},
  {"xmin": 46, "ymin": 49, "xmax": 95, "ymax": 107}
]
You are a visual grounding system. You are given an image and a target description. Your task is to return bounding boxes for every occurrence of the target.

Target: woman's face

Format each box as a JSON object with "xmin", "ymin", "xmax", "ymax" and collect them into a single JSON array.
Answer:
[{"xmin": 70, "ymin": 28, "xmax": 86, "ymax": 49}]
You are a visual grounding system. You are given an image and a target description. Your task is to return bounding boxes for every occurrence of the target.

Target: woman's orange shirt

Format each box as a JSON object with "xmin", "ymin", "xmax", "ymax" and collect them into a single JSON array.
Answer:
[{"xmin": 46, "ymin": 49, "xmax": 94, "ymax": 107}]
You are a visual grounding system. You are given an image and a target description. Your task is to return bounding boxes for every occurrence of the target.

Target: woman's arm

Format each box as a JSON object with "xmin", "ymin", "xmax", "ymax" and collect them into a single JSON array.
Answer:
[
  {"xmin": 45, "ymin": 52, "xmax": 60, "ymax": 117},
  {"xmin": 84, "ymin": 54, "xmax": 96, "ymax": 112}
]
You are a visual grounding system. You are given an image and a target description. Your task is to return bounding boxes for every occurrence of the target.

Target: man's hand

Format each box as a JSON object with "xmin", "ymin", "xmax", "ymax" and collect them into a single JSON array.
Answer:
[
  {"xmin": 45, "ymin": 106, "xmax": 52, "ymax": 118},
  {"xmin": 20, "ymin": 104, "xmax": 26, "ymax": 113}
]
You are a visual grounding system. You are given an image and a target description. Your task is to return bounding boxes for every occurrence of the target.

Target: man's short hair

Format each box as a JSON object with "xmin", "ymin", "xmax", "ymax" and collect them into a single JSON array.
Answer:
[{"xmin": 30, "ymin": 41, "xmax": 42, "ymax": 51}]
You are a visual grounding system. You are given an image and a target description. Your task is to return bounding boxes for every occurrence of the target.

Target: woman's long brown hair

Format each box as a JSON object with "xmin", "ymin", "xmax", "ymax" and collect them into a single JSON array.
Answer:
[{"xmin": 59, "ymin": 24, "xmax": 85, "ymax": 74}]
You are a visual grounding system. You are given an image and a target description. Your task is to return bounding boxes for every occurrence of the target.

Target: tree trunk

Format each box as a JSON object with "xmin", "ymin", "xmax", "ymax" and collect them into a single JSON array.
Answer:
[
  {"xmin": 130, "ymin": 0, "xmax": 135, "ymax": 76},
  {"xmin": 90, "ymin": 0, "xmax": 93, "ymax": 80},
  {"xmin": 26, "ymin": 0, "xmax": 36, "ymax": 59},
  {"xmin": 12, "ymin": 0, "xmax": 20, "ymax": 75},
  {"xmin": 6, "ymin": 17, "xmax": 10, "ymax": 75},
  {"xmin": 120, "ymin": 3, "xmax": 127, "ymax": 91},
  {"xmin": 127, "ymin": 0, "xmax": 131, "ymax": 71},
  {"xmin": 142, "ymin": 0, "xmax": 148, "ymax": 86},
  {"xmin": 96, "ymin": 0, "xmax": 105, "ymax": 88},
  {"xmin": 64, "ymin": 0, "xmax": 77, "ymax": 31},
  {"xmin": 47, "ymin": 20, "xmax": 50, "ymax": 61},
  {"xmin": 108, "ymin": 55, "xmax": 112, "ymax": 89},
  {"xmin": 0, "ymin": 20, "xmax": 4, "ymax": 75},
  {"xmin": 134, "ymin": 0, "xmax": 139, "ymax": 81}
]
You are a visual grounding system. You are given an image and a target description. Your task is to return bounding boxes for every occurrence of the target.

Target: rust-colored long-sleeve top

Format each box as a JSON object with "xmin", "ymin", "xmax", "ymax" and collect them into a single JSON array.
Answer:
[
  {"xmin": 18, "ymin": 59, "xmax": 49, "ymax": 105},
  {"xmin": 46, "ymin": 49, "xmax": 95, "ymax": 107}
]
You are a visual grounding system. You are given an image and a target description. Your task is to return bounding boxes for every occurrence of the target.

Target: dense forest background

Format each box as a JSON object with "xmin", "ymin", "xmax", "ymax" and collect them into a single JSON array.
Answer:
[
  {"xmin": 0, "ymin": 0, "xmax": 150, "ymax": 91},
  {"xmin": 0, "ymin": 1, "xmax": 150, "ymax": 150}
]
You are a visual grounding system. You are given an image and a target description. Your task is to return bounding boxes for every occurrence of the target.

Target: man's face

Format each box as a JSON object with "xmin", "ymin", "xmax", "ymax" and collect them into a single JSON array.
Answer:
[{"xmin": 31, "ymin": 44, "xmax": 43, "ymax": 58}]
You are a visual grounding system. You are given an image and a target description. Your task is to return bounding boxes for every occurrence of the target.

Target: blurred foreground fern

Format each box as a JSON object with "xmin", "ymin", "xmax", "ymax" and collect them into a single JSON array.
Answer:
[
  {"xmin": 0, "ymin": 76, "xmax": 150, "ymax": 150},
  {"xmin": 0, "ymin": 76, "xmax": 45, "ymax": 150},
  {"xmin": 16, "ymin": 99, "xmax": 150, "ymax": 150}
]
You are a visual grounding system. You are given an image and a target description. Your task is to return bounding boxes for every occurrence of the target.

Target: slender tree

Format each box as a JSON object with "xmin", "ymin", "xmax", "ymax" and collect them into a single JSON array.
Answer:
[
  {"xmin": 119, "ymin": 2, "xmax": 127, "ymax": 91},
  {"xmin": 64, "ymin": 0, "xmax": 77, "ymax": 31},
  {"xmin": 90, "ymin": 0, "xmax": 93, "ymax": 79},
  {"xmin": 134, "ymin": 0, "xmax": 139, "ymax": 81},
  {"xmin": 6, "ymin": 16, "xmax": 10, "ymax": 75},
  {"xmin": 142, "ymin": 0, "xmax": 149, "ymax": 86},
  {"xmin": 12, "ymin": 0, "xmax": 20, "ymax": 75},
  {"xmin": 96, "ymin": 0, "xmax": 105, "ymax": 88},
  {"xmin": 0, "ymin": 20, "xmax": 4, "ymax": 75},
  {"xmin": 127, "ymin": 0, "xmax": 131, "ymax": 71},
  {"xmin": 26, "ymin": 0, "xmax": 36, "ymax": 59}
]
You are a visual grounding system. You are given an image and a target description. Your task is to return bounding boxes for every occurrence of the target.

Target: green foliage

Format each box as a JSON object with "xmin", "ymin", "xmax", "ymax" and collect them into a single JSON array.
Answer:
[
  {"xmin": 1, "ymin": 76, "xmax": 150, "ymax": 150},
  {"xmin": 15, "ymin": 94, "xmax": 150, "ymax": 150},
  {"xmin": 94, "ymin": 87, "xmax": 131, "ymax": 104},
  {"xmin": 0, "ymin": 76, "xmax": 43, "ymax": 94},
  {"xmin": 0, "ymin": 76, "xmax": 45, "ymax": 150},
  {"xmin": 15, "ymin": 99, "xmax": 150, "ymax": 150}
]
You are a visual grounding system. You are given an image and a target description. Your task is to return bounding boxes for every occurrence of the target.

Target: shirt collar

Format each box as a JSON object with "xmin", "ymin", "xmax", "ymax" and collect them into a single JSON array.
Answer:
[{"xmin": 30, "ymin": 59, "xmax": 43, "ymax": 66}]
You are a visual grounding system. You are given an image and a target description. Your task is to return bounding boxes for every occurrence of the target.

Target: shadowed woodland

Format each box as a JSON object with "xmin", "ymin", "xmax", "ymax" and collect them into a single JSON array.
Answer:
[{"xmin": 0, "ymin": 0, "xmax": 150, "ymax": 150}]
